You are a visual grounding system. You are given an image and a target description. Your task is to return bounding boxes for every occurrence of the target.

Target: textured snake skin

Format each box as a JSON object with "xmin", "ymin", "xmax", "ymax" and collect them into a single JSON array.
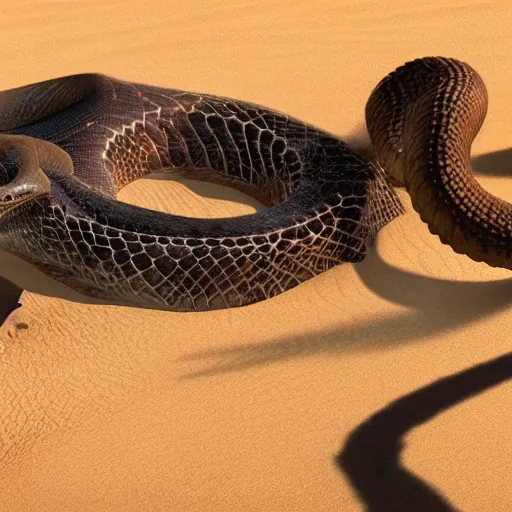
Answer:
[
  {"xmin": 0, "ymin": 74, "xmax": 403, "ymax": 311},
  {"xmin": 367, "ymin": 57, "xmax": 512, "ymax": 270}
]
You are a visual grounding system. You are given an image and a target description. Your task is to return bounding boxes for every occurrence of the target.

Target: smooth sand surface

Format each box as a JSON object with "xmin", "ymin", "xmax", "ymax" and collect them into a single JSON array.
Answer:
[{"xmin": 1, "ymin": 1, "xmax": 512, "ymax": 510}]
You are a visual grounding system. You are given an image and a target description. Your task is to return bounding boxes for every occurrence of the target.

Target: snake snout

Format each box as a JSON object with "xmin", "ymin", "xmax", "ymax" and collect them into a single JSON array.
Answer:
[{"xmin": 0, "ymin": 174, "xmax": 51, "ymax": 215}]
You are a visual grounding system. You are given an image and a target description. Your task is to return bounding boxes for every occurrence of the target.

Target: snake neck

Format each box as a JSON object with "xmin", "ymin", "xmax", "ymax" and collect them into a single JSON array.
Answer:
[
  {"xmin": 367, "ymin": 57, "xmax": 512, "ymax": 269},
  {"xmin": 0, "ymin": 74, "xmax": 100, "ymax": 132}
]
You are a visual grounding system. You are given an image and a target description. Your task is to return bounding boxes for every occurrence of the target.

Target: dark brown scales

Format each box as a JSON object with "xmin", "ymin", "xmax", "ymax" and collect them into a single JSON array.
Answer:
[
  {"xmin": 2, "ymin": 56, "xmax": 502, "ymax": 311},
  {"xmin": 0, "ymin": 72, "xmax": 402, "ymax": 311},
  {"xmin": 367, "ymin": 57, "xmax": 512, "ymax": 269}
]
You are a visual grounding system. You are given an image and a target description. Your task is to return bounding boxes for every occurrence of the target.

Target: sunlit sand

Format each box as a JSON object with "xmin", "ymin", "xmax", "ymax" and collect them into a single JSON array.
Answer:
[{"xmin": 1, "ymin": 1, "xmax": 511, "ymax": 510}]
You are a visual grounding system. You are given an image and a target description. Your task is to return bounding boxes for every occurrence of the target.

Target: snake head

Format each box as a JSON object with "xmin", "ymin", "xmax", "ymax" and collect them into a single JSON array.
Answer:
[{"xmin": 0, "ymin": 135, "xmax": 51, "ymax": 217}]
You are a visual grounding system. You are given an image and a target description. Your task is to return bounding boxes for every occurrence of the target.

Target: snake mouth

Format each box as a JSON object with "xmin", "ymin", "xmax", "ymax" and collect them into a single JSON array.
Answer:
[{"xmin": 0, "ymin": 191, "xmax": 48, "ymax": 217}]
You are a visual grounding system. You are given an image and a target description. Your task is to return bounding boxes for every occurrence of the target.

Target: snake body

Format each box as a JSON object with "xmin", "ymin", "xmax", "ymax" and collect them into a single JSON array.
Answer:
[{"xmin": 0, "ymin": 57, "xmax": 503, "ymax": 311}]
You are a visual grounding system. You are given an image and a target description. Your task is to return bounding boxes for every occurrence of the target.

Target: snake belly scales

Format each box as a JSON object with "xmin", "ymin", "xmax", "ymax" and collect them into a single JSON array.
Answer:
[{"xmin": 0, "ymin": 57, "xmax": 505, "ymax": 312}]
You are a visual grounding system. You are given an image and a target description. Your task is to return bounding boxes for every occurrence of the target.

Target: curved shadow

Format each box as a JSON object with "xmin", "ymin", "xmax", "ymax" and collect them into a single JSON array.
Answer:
[
  {"xmin": 137, "ymin": 172, "xmax": 264, "ymax": 210},
  {"xmin": 337, "ymin": 351, "xmax": 512, "ymax": 511},
  {"xmin": 354, "ymin": 248, "xmax": 510, "ymax": 311},
  {"xmin": 178, "ymin": 249, "xmax": 512, "ymax": 378},
  {"xmin": 472, "ymin": 148, "xmax": 512, "ymax": 177}
]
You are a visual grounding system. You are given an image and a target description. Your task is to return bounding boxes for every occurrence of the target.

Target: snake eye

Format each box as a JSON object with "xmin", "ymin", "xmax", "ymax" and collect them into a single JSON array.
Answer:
[{"xmin": 0, "ymin": 147, "xmax": 22, "ymax": 187}]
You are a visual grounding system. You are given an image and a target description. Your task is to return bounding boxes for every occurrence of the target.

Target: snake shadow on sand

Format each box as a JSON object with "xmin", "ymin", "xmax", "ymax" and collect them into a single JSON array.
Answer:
[
  {"xmin": 338, "ymin": 350, "xmax": 512, "ymax": 511},
  {"xmin": 178, "ymin": 247, "xmax": 512, "ymax": 378}
]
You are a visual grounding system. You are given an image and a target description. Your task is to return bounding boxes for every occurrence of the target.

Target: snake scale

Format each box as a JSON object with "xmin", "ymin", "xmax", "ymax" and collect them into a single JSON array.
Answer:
[{"xmin": 0, "ymin": 57, "xmax": 502, "ymax": 312}]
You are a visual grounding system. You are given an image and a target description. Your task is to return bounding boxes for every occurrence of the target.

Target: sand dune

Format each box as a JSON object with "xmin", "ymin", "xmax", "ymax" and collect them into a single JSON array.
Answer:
[{"xmin": 1, "ymin": 1, "xmax": 511, "ymax": 510}]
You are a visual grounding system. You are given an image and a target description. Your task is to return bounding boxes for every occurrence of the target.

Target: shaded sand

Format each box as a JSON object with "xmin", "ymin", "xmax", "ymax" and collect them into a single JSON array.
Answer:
[
  {"xmin": 1, "ymin": 1, "xmax": 512, "ymax": 510},
  {"xmin": 0, "ymin": 277, "xmax": 21, "ymax": 324}
]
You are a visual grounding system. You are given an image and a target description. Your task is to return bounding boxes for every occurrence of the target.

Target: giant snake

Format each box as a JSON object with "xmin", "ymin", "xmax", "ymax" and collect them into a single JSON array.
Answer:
[{"xmin": 0, "ymin": 57, "xmax": 504, "ymax": 312}]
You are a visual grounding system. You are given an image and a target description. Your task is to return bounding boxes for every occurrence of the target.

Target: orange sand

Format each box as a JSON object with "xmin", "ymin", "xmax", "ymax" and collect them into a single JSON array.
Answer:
[{"xmin": 1, "ymin": 1, "xmax": 511, "ymax": 510}]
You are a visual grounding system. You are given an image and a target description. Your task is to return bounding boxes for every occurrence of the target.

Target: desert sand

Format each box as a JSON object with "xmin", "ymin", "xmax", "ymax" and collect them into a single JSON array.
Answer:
[{"xmin": 1, "ymin": 0, "xmax": 511, "ymax": 510}]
